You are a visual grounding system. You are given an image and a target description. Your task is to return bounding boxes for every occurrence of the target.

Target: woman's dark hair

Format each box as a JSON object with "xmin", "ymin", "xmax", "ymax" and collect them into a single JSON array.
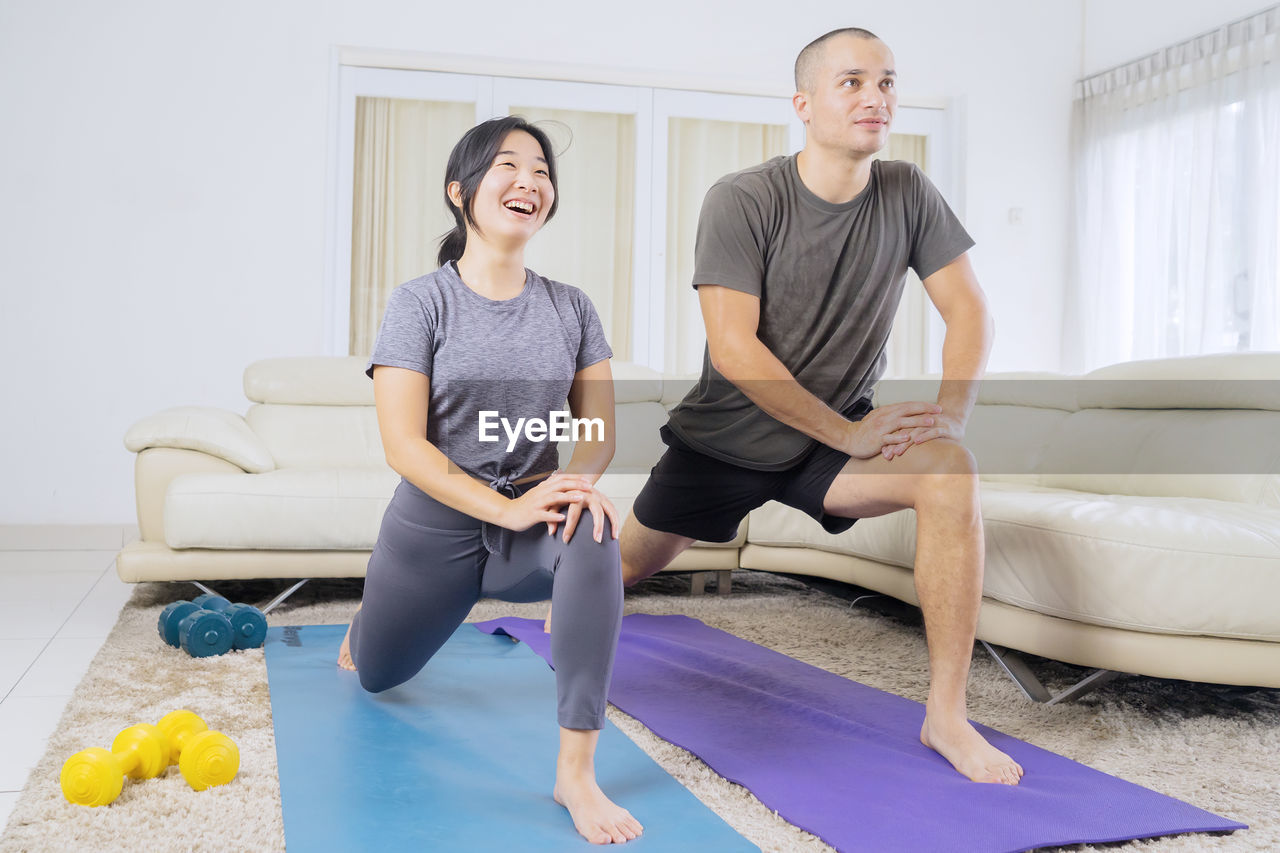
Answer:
[{"xmin": 437, "ymin": 116, "xmax": 560, "ymax": 267}]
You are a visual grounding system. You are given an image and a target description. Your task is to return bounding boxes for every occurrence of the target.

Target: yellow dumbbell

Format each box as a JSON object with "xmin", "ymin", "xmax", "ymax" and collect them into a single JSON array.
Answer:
[
  {"xmin": 156, "ymin": 709, "xmax": 240, "ymax": 791},
  {"xmin": 60, "ymin": 723, "xmax": 168, "ymax": 807}
]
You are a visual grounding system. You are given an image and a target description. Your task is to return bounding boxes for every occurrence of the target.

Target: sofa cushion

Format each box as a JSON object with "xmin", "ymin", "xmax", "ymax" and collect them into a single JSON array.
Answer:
[
  {"xmin": 610, "ymin": 362, "xmax": 664, "ymax": 404},
  {"xmin": 1082, "ymin": 352, "xmax": 1280, "ymax": 408},
  {"xmin": 246, "ymin": 405, "xmax": 388, "ymax": 469},
  {"xmin": 165, "ymin": 468, "xmax": 400, "ymax": 550},
  {"xmin": 1037, "ymin": 409, "xmax": 1280, "ymax": 506},
  {"xmin": 244, "ymin": 357, "xmax": 374, "ymax": 405},
  {"xmin": 563, "ymin": 402, "xmax": 669, "ymax": 470},
  {"xmin": 124, "ymin": 407, "xmax": 276, "ymax": 473},
  {"xmin": 746, "ymin": 482, "xmax": 1280, "ymax": 640},
  {"xmin": 164, "ymin": 466, "xmax": 745, "ymax": 552}
]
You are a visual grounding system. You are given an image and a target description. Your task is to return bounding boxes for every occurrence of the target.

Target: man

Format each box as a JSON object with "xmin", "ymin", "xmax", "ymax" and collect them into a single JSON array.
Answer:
[{"xmin": 625, "ymin": 27, "xmax": 1023, "ymax": 785}]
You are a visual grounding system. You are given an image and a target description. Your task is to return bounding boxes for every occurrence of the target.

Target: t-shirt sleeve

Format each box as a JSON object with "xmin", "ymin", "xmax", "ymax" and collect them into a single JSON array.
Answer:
[
  {"xmin": 365, "ymin": 286, "xmax": 434, "ymax": 379},
  {"xmin": 691, "ymin": 180, "xmax": 767, "ymax": 297},
  {"xmin": 907, "ymin": 164, "xmax": 975, "ymax": 280},
  {"xmin": 573, "ymin": 289, "xmax": 613, "ymax": 371}
]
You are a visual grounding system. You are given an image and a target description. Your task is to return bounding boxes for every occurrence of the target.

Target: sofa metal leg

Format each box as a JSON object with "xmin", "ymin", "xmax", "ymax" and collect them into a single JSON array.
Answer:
[
  {"xmin": 261, "ymin": 579, "xmax": 312, "ymax": 614},
  {"xmin": 716, "ymin": 570, "xmax": 732, "ymax": 595},
  {"xmin": 186, "ymin": 578, "xmax": 312, "ymax": 614},
  {"xmin": 980, "ymin": 641, "xmax": 1123, "ymax": 705}
]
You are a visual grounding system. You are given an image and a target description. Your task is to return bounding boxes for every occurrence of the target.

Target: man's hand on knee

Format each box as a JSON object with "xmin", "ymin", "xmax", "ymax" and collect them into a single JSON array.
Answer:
[
  {"xmin": 843, "ymin": 401, "xmax": 943, "ymax": 460},
  {"xmin": 883, "ymin": 410, "xmax": 967, "ymax": 460},
  {"xmin": 885, "ymin": 409, "xmax": 962, "ymax": 458}
]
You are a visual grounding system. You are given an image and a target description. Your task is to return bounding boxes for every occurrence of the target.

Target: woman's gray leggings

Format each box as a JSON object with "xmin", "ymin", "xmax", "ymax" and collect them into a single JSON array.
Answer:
[{"xmin": 348, "ymin": 479, "xmax": 623, "ymax": 730}]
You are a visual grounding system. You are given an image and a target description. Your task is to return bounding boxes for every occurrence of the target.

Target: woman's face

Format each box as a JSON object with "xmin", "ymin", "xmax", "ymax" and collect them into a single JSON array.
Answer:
[{"xmin": 456, "ymin": 129, "xmax": 555, "ymax": 246}]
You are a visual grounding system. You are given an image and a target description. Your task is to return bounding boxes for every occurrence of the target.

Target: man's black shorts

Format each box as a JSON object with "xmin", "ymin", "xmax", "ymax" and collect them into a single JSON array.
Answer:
[{"xmin": 631, "ymin": 398, "xmax": 873, "ymax": 543}]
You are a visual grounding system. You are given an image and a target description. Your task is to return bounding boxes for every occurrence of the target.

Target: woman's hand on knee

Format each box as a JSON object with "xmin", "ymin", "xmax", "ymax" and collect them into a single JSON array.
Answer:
[
  {"xmin": 500, "ymin": 472, "xmax": 591, "ymax": 532},
  {"xmin": 555, "ymin": 486, "xmax": 619, "ymax": 544}
]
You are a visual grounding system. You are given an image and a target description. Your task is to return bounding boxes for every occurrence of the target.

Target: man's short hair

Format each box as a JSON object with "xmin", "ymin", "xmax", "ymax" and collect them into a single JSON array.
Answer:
[{"xmin": 794, "ymin": 27, "xmax": 881, "ymax": 92}]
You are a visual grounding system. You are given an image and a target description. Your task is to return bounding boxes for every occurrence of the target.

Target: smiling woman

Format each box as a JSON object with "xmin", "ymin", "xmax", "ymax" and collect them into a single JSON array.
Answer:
[
  {"xmin": 436, "ymin": 119, "xmax": 559, "ymax": 281},
  {"xmin": 335, "ymin": 117, "xmax": 645, "ymax": 845}
]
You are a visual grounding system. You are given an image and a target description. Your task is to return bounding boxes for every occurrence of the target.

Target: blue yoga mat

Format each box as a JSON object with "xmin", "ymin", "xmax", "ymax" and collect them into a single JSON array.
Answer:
[
  {"xmin": 264, "ymin": 624, "xmax": 755, "ymax": 851},
  {"xmin": 476, "ymin": 614, "xmax": 1247, "ymax": 853}
]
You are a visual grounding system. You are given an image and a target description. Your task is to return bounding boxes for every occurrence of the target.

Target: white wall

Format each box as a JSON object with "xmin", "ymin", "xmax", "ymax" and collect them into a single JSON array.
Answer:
[
  {"xmin": 0, "ymin": 0, "xmax": 1082, "ymax": 523},
  {"xmin": 1082, "ymin": 0, "xmax": 1275, "ymax": 76}
]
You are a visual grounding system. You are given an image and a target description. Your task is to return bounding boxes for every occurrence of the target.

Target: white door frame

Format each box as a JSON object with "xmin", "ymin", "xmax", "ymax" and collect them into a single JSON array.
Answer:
[{"xmin": 324, "ymin": 65, "xmax": 492, "ymax": 355}]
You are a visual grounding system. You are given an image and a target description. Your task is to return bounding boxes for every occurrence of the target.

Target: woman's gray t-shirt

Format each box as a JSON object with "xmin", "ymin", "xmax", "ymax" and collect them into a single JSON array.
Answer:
[{"xmin": 367, "ymin": 262, "xmax": 612, "ymax": 485}]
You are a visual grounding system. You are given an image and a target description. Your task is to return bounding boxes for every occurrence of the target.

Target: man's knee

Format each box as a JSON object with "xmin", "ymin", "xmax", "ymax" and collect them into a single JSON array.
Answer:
[
  {"xmin": 914, "ymin": 439, "xmax": 978, "ymax": 477},
  {"xmin": 910, "ymin": 440, "xmax": 980, "ymax": 513}
]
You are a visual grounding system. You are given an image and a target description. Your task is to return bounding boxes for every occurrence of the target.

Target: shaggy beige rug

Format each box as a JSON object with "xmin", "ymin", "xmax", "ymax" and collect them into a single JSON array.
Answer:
[{"xmin": 1, "ymin": 570, "xmax": 1276, "ymax": 852}]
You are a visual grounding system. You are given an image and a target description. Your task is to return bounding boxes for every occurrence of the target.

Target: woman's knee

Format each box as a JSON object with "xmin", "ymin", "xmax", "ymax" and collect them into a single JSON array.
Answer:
[
  {"xmin": 561, "ymin": 510, "xmax": 621, "ymax": 554},
  {"xmin": 560, "ymin": 518, "xmax": 621, "ymax": 568},
  {"xmin": 356, "ymin": 662, "xmax": 408, "ymax": 694}
]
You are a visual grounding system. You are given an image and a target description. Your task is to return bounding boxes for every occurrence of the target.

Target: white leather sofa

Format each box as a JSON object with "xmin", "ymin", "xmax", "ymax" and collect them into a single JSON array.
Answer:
[
  {"xmin": 120, "ymin": 354, "xmax": 1280, "ymax": 694},
  {"xmin": 120, "ymin": 360, "xmax": 741, "ymax": 585}
]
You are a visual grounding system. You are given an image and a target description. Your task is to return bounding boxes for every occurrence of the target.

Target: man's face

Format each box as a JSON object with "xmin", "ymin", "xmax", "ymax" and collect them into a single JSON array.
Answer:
[{"xmin": 796, "ymin": 35, "xmax": 897, "ymax": 158}]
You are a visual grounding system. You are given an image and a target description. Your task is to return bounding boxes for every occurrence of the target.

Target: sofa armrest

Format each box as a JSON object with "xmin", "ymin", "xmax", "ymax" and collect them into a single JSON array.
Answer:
[
  {"xmin": 133, "ymin": 447, "xmax": 245, "ymax": 543},
  {"xmin": 124, "ymin": 406, "xmax": 275, "ymax": 473}
]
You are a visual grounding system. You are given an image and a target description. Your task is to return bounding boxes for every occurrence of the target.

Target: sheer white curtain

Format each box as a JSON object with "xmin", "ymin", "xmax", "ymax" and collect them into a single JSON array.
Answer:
[
  {"xmin": 514, "ymin": 108, "xmax": 636, "ymax": 361},
  {"xmin": 665, "ymin": 119, "xmax": 788, "ymax": 374},
  {"xmin": 1065, "ymin": 6, "xmax": 1280, "ymax": 371},
  {"xmin": 873, "ymin": 134, "xmax": 931, "ymax": 377},
  {"xmin": 349, "ymin": 97, "xmax": 474, "ymax": 355}
]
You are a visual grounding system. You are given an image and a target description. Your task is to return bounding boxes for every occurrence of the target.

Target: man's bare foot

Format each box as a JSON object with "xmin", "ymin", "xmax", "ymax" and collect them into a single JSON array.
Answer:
[
  {"xmin": 543, "ymin": 602, "xmax": 552, "ymax": 634},
  {"xmin": 553, "ymin": 771, "xmax": 643, "ymax": 844},
  {"xmin": 920, "ymin": 705, "xmax": 1024, "ymax": 785}
]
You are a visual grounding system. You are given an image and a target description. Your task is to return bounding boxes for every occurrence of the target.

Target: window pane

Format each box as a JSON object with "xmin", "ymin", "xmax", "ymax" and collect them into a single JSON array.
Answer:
[
  {"xmin": 873, "ymin": 133, "xmax": 928, "ymax": 170},
  {"xmin": 350, "ymin": 97, "xmax": 474, "ymax": 355},
  {"xmin": 512, "ymin": 107, "xmax": 636, "ymax": 361},
  {"xmin": 666, "ymin": 118, "xmax": 789, "ymax": 374}
]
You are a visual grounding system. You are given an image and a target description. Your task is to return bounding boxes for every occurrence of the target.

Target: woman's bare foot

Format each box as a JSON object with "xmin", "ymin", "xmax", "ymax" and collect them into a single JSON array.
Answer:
[
  {"xmin": 337, "ymin": 624, "xmax": 356, "ymax": 670},
  {"xmin": 553, "ymin": 770, "xmax": 643, "ymax": 844},
  {"xmin": 555, "ymin": 728, "xmax": 642, "ymax": 844},
  {"xmin": 920, "ymin": 704, "xmax": 1023, "ymax": 784},
  {"xmin": 337, "ymin": 606, "xmax": 361, "ymax": 671}
]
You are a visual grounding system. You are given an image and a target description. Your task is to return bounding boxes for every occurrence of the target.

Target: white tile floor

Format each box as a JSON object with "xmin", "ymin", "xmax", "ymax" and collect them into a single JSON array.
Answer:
[{"xmin": 0, "ymin": 526, "xmax": 136, "ymax": 830}]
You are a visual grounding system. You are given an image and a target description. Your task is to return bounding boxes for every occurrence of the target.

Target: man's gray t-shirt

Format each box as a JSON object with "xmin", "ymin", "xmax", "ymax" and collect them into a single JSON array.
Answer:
[
  {"xmin": 667, "ymin": 155, "xmax": 974, "ymax": 470},
  {"xmin": 367, "ymin": 262, "xmax": 613, "ymax": 485}
]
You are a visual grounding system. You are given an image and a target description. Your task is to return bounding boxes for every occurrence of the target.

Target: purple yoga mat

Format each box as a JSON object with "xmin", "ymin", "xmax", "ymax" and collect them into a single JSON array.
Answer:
[{"xmin": 475, "ymin": 613, "xmax": 1245, "ymax": 853}]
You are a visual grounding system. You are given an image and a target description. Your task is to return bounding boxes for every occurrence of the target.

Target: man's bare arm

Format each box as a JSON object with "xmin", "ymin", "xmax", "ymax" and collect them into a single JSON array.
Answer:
[
  {"xmin": 912, "ymin": 252, "xmax": 994, "ymax": 441},
  {"xmin": 698, "ymin": 284, "xmax": 940, "ymax": 460}
]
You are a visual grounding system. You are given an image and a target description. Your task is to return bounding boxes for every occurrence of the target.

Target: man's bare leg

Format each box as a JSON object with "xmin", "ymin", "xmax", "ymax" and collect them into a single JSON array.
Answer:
[
  {"xmin": 544, "ymin": 514, "xmax": 693, "ymax": 632},
  {"xmin": 554, "ymin": 727, "xmax": 644, "ymax": 844},
  {"xmin": 824, "ymin": 440, "xmax": 1023, "ymax": 785},
  {"xmin": 619, "ymin": 514, "xmax": 696, "ymax": 586}
]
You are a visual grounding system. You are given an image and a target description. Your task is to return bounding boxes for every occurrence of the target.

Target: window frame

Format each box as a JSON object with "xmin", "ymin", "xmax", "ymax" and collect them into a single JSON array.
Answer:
[
  {"xmin": 325, "ymin": 66, "xmax": 493, "ymax": 354},
  {"xmin": 324, "ymin": 54, "xmax": 961, "ymax": 373}
]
